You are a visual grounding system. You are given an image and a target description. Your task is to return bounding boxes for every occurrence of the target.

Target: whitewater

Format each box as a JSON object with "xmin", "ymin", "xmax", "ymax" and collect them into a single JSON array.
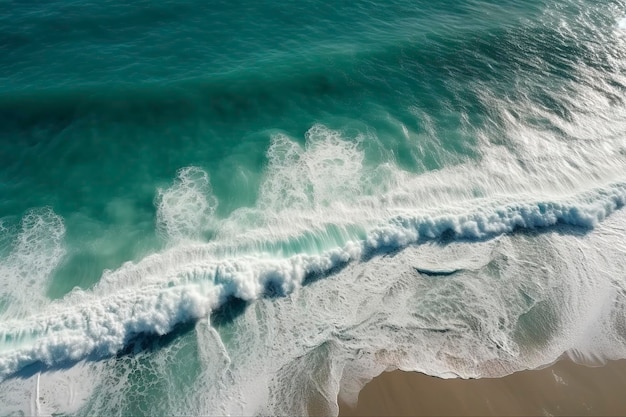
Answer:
[{"xmin": 2, "ymin": 0, "xmax": 626, "ymax": 415}]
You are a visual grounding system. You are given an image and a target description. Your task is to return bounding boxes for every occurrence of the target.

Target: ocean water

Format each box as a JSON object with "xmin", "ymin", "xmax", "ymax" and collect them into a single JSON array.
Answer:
[{"xmin": 1, "ymin": 0, "xmax": 626, "ymax": 415}]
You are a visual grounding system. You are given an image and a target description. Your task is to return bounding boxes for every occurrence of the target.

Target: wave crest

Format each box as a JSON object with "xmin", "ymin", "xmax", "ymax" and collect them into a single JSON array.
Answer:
[{"xmin": 0, "ymin": 184, "xmax": 624, "ymax": 379}]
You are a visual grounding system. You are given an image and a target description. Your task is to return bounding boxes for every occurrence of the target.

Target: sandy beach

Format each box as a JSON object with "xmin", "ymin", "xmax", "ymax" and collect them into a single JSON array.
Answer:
[{"xmin": 339, "ymin": 359, "xmax": 626, "ymax": 416}]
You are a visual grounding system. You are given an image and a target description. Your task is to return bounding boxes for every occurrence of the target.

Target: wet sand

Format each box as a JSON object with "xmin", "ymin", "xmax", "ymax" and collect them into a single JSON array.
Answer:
[{"xmin": 339, "ymin": 359, "xmax": 626, "ymax": 416}]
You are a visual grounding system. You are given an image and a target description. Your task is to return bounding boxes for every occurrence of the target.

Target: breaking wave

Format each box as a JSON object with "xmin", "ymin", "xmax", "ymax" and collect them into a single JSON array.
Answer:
[{"xmin": 0, "ymin": 180, "xmax": 624, "ymax": 379}]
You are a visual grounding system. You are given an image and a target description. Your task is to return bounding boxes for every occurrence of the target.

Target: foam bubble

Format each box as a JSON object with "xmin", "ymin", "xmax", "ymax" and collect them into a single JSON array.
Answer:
[
  {"xmin": 0, "ymin": 362, "xmax": 101, "ymax": 416},
  {"xmin": 0, "ymin": 208, "xmax": 65, "ymax": 318},
  {"xmin": 258, "ymin": 125, "xmax": 365, "ymax": 211},
  {"xmin": 155, "ymin": 167, "xmax": 218, "ymax": 243}
]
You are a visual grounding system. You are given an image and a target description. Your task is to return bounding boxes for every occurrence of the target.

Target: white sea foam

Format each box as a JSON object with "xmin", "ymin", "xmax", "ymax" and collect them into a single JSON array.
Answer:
[
  {"xmin": 0, "ymin": 362, "xmax": 100, "ymax": 416},
  {"xmin": 155, "ymin": 166, "xmax": 218, "ymax": 243},
  {"xmin": 154, "ymin": 210, "xmax": 626, "ymax": 416},
  {"xmin": 0, "ymin": 208, "xmax": 65, "ymax": 318},
  {"xmin": 0, "ymin": 181, "xmax": 624, "ymax": 381},
  {"xmin": 258, "ymin": 126, "xmax": 366, "ymax": 210}
]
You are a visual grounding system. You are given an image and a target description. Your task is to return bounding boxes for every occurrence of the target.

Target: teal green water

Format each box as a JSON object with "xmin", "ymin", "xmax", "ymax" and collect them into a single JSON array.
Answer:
[
  {"xmin": 2, "ymin": 0, "xmax": 626, "ymax": 415},
  {"xmin": 3, "ymin": 0, "xmax": 509, "ymax": 291}
]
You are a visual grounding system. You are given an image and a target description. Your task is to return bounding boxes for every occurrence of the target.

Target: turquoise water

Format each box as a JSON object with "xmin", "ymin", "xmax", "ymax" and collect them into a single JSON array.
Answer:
[{"xmin": 1, "ymin": 0, "xmax": 626, "ymax": 415}]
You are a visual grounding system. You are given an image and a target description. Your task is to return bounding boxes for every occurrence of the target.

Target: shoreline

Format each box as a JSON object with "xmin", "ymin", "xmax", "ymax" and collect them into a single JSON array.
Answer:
[{"xmin": 338, "ymin": 359, "xmax": 626, "ymax": 416}]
